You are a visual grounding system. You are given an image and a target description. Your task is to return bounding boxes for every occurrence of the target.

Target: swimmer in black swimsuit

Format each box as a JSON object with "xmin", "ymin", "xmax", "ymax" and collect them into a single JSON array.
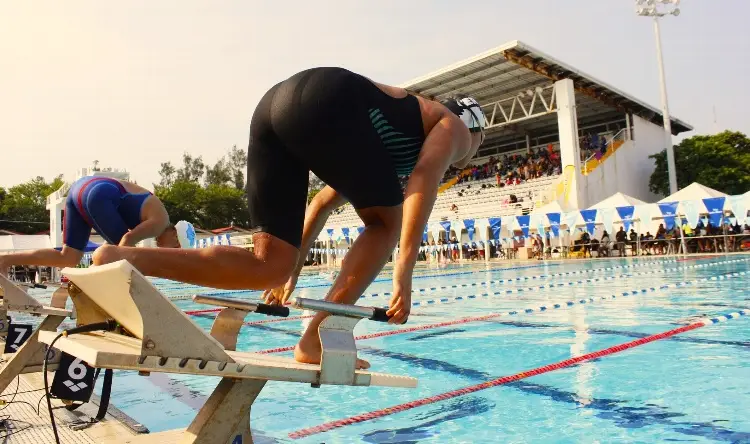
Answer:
[
  {"xmin": 93, "ymin": 67, "xmax": 486, "ymax": 368},
  {"xmin": 0, "ymin": 176, "xmax": 182, "ymax": 274}
]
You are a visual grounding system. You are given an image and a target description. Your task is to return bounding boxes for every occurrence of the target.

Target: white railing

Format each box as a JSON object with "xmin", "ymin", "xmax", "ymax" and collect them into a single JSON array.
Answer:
[
  {"xmin": 481, "ymin": 85, "xmax": 556, "ymax": 130},
  {"xmin": 46, "ymin": 182, "xmax": 71, "ymax": 206}
]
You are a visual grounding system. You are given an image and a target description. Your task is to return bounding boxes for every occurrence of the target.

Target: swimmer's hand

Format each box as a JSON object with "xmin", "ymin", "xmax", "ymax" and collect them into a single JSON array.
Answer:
[
  {"xmin": 262, "ymin": 274, "xmax": 298, "ymax": 306},
  {"xmin": 387, "ymin": 274, "xmax": 411, "ymax": 325}
]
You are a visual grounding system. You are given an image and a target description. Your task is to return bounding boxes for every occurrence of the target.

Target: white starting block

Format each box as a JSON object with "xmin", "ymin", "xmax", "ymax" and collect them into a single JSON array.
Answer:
[
  {"xmin": 38, "ymin": 260, "xmax": 417, "ymax": 444},
  {"xmin": 0, "ymin": 275, "xmax": 71, "ymax": 390}
]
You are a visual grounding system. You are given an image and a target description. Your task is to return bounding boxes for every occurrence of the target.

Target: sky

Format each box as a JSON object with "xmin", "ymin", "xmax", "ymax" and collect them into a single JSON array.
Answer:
[{"xmin": 2, "ymin": 0, "xmax": 749, "ymax": 190}]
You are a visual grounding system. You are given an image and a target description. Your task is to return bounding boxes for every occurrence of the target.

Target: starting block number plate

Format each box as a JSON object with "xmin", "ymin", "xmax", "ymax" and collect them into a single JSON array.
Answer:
[
  {"xmin": 3, "ymin": 323, "xmax": 32, "ymax": 353},
  {"xmin": 51, "ymin": 352, "xmax": 97, "ymax": 402}
]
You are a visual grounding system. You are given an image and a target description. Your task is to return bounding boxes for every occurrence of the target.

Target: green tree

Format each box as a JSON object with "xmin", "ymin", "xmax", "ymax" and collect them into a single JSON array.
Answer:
[
  {"xmin": 227, "ymin": 145, "xmax": 247, "ymax": 191},
  {"xmin": 154, "ymin": 180, "xmax": 203, "ymax": 225},
  {"xmin": 198, "ymin": 185, "xmax": 249, "ymax": 228},
  {"xmin": 649, "ymin": 130, "xmax": 750, "ymax": 196},
  {"xmin": 204, "ymin": 158, "xmax": 233, "ymax": 187},
  {"xmin": 155, "ymin": 148, "xmax": 249, "ymax": 230},
  {"xmin": 176, "ymin": 153, "xmax": 205, "ymax": 183},
  {"xmin": 0, "ymin": 175, "xmax": 65, "ymax": 233},
  {"xmin": 158, "ymin": 162, "xmax": 177, "ymax": 187},
  {"xmin": 308, "ymin": 172, "xmax": 325, "ymax": 203}
]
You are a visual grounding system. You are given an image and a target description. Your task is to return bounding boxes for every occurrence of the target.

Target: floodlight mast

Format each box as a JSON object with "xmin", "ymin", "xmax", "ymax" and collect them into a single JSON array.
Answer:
[{"xmin": 635, "ymin": 0, "xmax": 681, "ymax": 195}]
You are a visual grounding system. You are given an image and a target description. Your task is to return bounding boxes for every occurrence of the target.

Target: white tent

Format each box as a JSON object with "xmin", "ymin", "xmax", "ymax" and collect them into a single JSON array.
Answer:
[
  {"xmin": 659, "ymin": 182, "xmax": 727, "ymax": 203},
  {"xmin": 531, "ymin": 200, "xmax": 564, "ymax": 215},
  {"xmin": 589, "ymin": 192, "xmax": 647, "ymax": 210},
  {"xmin": 0, "ymin": 235, "xmax": 51, "ymax": 252}
]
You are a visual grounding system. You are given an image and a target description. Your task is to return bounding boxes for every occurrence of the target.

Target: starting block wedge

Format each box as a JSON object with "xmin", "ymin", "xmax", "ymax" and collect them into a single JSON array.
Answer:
[
  {"xmin": 0, "ymin": 274, "xmax": 71, "ymax": 391},
  {"xmin": 38, "ymin": 260, "xmax": 417, "ymax": 444}
]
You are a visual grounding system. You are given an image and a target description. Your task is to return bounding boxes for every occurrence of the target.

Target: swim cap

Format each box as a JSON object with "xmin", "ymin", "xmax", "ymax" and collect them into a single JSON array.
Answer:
[
  {"xmin": 439, "ymin": 94, "xmax": 487, "ymax": 133},
  {"xmin": 174, "ymin": 221, "xmax": 196, "ymax": 249}
]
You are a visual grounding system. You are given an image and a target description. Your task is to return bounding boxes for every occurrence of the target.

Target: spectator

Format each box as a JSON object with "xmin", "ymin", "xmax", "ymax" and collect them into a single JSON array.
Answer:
[{"xmin": 615, "ymin": 226, "xmax": 628, "ymax": 257}]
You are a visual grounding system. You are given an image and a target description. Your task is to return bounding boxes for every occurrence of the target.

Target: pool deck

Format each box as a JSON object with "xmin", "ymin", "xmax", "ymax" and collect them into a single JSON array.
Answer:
[{"xmin": 0, "ymin": 371, "xmax": 148, "ymax": 443}]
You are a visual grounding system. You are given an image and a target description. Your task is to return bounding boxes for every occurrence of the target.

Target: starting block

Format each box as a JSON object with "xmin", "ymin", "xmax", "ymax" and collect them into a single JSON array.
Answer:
[
  {"xmin": 0, "ymin": 275, "xmax": 71, "ymax": 391},
  {"xmin": 38, "ymin": 260, "xmax": 417, "ymax": 444}
]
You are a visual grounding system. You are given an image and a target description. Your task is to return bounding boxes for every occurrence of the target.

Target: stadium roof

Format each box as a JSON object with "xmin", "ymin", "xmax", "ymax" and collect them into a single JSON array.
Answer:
[{"xmin": 400, "ymin": 40, "xmax": 692, "ymax": 154}]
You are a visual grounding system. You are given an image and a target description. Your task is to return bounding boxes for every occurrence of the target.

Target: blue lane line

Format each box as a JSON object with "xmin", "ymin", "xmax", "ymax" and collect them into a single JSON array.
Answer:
[
  {"xmin": 154, "ymin": 262, "xmax": 562, "ymax": 295},
  {"xmin": 166, "ymin": 256, "xmax": 698, "ymax": 301},
  {"xmin": 403, "ymin": 259, "xmax": 749, "ymax": 308}
]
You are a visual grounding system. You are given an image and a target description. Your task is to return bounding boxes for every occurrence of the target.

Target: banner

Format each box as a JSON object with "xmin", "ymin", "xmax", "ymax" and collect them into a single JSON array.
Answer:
[
  {"xmin": 657, "ymin": 202, "xmax": 679, "ymax": 231},
  {"xmin": 579, "ymin": 209, "xmax": 597, "ymax": 235},
  {"xmin": 463, "ymin": 219, "xmax": 476, "ymax": 241},
  {"xmin": 728, "ymin": 195, "xmax": 749, "ymax": 226},
  {"xmin": 599, "ymin": 207, "xmax": 615, "ymax": 235},
  {"xmin": 422, "ymin": 225, "xmax": 428, "ymax": 242},
  {"xmin": 326, "ymin": 228, "xmax": 334, "ymax": 238},
  {"xmin": 635, "ymin": 204, "xmax": 652, "ymax": 230},
  {"xmin": 341, "ymin": 227, "xmax": 350, "ymax": 244},
  {"xmin": 547, "ymin": 212, "xmax": 561, "ymax": 237},
  {"xmin": 702, "ymin": 197, "xmax": 726, "ymax": 227},
  {"xmin": 564, "ymin": 211, "xmax": 579, "ymax": 232},
  {"xmin": 475, "ymin": 218, "xmax": 490, "ymax": 241},
  {"xmin": 516, "ymin": 215, "xmax": 531, "ymax": 237},
  {"xmin": 439, "ymin": 221, "xmax": 452, "ymax": 237},
  {"xmin": 680, "ymin": 200, "xmax": 701, "ymax": 228},
  {"xmin": 615, "ymin": 206, "xmax": 635, "ymax": 232},
  {"xmin": 489, "ymin": 217, "xmax": 502, "ymax": 240},
  {"xmin": 431, "ymin": 223, "xmax": 442, "ymax": 243}
]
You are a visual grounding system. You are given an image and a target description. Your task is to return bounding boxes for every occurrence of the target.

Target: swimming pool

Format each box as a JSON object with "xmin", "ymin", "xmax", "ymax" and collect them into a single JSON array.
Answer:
[{"xmin": 26, "ymin": 255, "xmax": 750, "ymax": 442}]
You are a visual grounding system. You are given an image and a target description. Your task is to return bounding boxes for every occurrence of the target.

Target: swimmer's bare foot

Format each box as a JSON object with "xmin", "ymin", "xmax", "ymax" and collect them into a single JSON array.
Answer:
[{"xmin": 294, "ymin": 340, "xmax": 370, "ymax": 369}]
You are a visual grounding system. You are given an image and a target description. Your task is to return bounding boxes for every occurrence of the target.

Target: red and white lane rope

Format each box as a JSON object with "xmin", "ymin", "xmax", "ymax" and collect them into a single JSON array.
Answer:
[
  {"xmin": 288, "ymin": 308, "xmax": 748, "ymax": 439},
  {"xmin": 255, "ymin": 270, "xmax": 748, "ymax": 354}
]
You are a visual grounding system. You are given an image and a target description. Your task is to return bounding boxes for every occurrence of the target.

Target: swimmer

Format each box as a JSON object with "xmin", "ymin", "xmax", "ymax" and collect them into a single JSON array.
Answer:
[
  {"xmin": 92, "ymin": 67, "xmax": 486, "ymax": 368},
  {"xmin": 0, "ymin": 176, "xmax": 183, "ymax": 275}
]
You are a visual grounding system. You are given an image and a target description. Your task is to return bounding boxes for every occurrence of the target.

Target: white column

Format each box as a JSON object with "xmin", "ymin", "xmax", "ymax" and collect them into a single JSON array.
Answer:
[
  {"xmin": 48, "ymin": 201, "xmax": 63, "ymax": 248},
  {"xmin": 555, "ymin": 78, "xmax": 583, "ymax": 209},
  {"xmin": 625, "ymin": 113, "xmax": 632, "ymax": 140}
]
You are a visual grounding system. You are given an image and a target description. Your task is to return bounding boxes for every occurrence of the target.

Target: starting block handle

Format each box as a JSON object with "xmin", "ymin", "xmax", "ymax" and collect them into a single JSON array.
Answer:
[
  {"xmin": 192, "ymin": 295, "xmax": 290, "ymax": 317},
  {"xmin": 292, "ymin": 298, "xmax": 391, "ymax": 323}
]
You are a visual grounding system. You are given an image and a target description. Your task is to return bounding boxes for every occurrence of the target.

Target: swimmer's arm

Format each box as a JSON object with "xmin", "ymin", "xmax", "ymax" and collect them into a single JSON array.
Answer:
[
  {"xmin": 395, "ymin": 117, "xmax": 464, "ymax": 277},
  {"xmin": 119, "ymin": 200, "xmax": 171, "ymax": 246}
]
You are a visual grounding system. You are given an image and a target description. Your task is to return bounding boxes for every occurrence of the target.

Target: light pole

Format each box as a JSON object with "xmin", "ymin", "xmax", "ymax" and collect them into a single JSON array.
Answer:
[{"xmin": 636, "ymin": 0, "xmax": 681, "ymax": 195}]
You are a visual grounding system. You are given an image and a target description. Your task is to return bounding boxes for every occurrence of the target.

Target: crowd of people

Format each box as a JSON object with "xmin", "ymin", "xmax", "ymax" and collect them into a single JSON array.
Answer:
[
  {"xmin": 567, "ymin": 221, "xmax": 750, "ymax": 258},
  {"xmin": 442, "ymin": 145, "xmax": 563, "ymax": 188}
]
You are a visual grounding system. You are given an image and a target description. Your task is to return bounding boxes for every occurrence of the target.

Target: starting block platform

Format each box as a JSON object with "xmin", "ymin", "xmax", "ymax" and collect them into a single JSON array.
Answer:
[
  {"xmin": 35, "ymin": 260, "xmax": 417, "ymax": 444},
  {"xmin": 0, "ymin": 275, "xmax": 71, "ymax": 391}
]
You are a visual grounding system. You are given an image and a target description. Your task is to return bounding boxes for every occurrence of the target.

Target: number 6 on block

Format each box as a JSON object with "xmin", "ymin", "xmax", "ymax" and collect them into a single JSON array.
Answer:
[{"xmin": 50, "ymin": 352, "xmax": 97, "ymax": 402}]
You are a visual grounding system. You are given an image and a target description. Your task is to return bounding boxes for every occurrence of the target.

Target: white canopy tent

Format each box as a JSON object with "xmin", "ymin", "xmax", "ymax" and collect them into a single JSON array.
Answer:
[
  {"xmin": 589, "ymin": 192, "xmax": 647, "ymax": 210},
  {"xmin": 659, "ymin": 182, "xmax": 727, "ymax": 203},
  {"xmin": 0, "ymin": 235, "xmax": 51, "ymax": 252}
]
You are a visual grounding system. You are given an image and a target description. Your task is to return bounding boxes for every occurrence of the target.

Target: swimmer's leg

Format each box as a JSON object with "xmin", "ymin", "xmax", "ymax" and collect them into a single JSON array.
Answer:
[
  {"xmin": 295, "ymin": 205, "xmax": 402, "ymax": 369},
  {"xmin": 93, "ymin": 233, "xmax": 298, "ymax": 289},
  {"xmin": 263, "ymin": 186, "xmax": 348, "ymax": 304},
  {"xmin": 84, "ymin": 182, "xmax": 131, "ymax": 245}
]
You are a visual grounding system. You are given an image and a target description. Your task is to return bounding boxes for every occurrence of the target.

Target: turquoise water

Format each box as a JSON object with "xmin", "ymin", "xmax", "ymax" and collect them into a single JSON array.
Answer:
[{"xmin": 26, "ymin": 255, "xmax": 750, "ymax": 443}]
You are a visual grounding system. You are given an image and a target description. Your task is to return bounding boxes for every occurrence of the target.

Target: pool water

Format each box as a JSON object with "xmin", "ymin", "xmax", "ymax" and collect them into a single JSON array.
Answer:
[{"xmin": 26, "ymin": 255, "xmax": 750, "ymax": 443}]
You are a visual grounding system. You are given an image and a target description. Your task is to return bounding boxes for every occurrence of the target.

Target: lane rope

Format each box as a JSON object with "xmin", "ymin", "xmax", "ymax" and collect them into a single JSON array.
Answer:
[
  {"xmin": 183, "ymin": 257, "xmax": 748, "ymax": 317},
  {"xmin": 255, "ymin": 270, "xmax": 748, "ymax": 354},
  {"xmin": 157, "ymin": 263, "xmax": 558, "ymax": 298},
  {"xmin": 288, "ymin": 308, "xmax": 748, "ymax": 439}
]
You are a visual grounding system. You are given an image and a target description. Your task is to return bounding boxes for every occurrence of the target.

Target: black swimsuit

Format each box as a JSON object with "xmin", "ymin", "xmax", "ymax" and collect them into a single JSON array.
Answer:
[{"xmin": 246, "ymin": 67, "xmax": 425, "ymax": 248}]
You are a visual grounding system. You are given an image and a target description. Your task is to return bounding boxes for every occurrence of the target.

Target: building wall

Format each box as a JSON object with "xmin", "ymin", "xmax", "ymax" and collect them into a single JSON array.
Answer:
[{"xmin": 580, "ymin": 115, "xmax": 667, "ymax": 207}]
